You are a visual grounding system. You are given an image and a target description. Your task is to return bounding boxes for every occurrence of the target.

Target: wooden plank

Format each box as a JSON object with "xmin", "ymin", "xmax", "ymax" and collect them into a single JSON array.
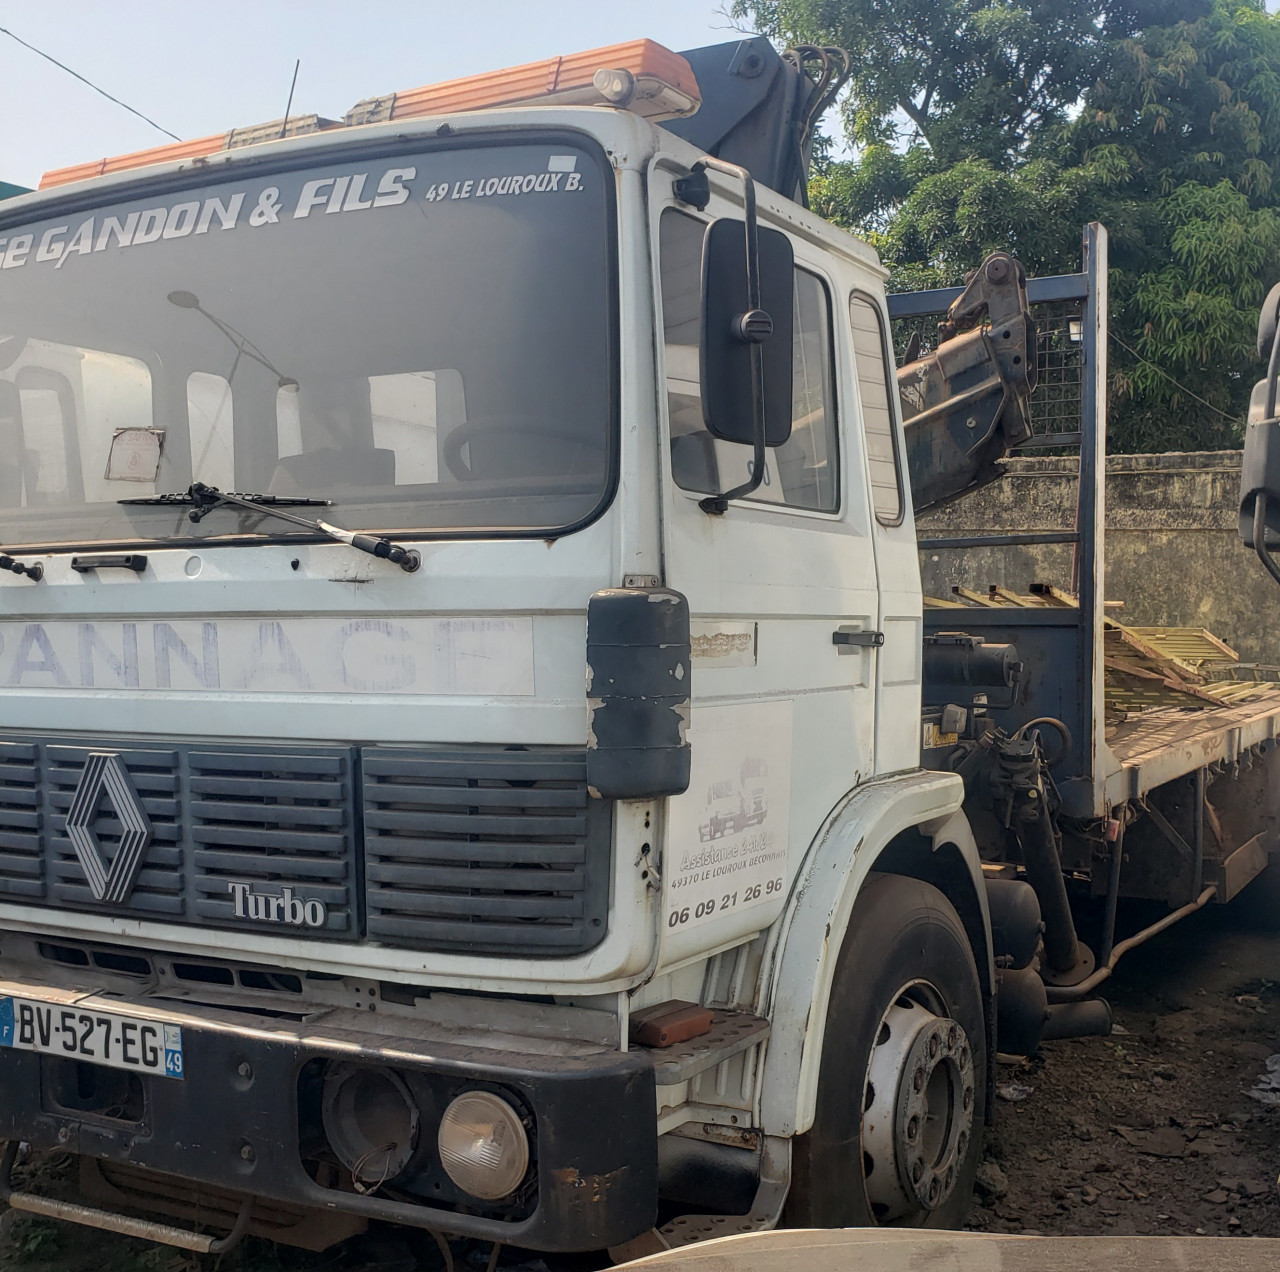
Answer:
[
  {"xmin": 1108, "ymin": 684, "xmax": 1280, "ymax": 768},
  {"xmin": 950, "ymin": 586, "xmax": 1003, "ymax": 607},
  {"xmin": 1028, "ymin": 582, "xmax": 1124, "ymax": 611},
  {"xmin": 1105, "ymin": 622, "xmax": 1203, "ymax": 681},
  {"xmin": 988, "ymin": 586, "xmax": 1037, "ymax": 607},
  {"xmin": 1126, "ymin": 627, "xmax": 1239, "ymax": 666},
  {"xmin": 1027, "ymin": 582, "xmax": 1078, "ymax": 608},
  {"xmin": 1103, "ymin": 657, "xmax": 1222, "ymax": 708},
  {"xmin": 1204, "ymin": 681, "xmax": 1272, "ymax": 704}
]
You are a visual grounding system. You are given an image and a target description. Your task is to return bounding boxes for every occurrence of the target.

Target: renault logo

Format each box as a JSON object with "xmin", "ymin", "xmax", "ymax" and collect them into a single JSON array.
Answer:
[{"xmin": 65, "ymin": 753, "xmax": 154, "ymax": 904}]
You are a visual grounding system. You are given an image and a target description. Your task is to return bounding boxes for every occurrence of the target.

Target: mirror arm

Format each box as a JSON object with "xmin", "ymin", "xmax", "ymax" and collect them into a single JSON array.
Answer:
[
  {"xmin": 694, "ymin": 157, "xmax": 769, "ymax": 516},
  {"xmin": 1253, "ymin": 491, "xmax": 1280, "ymax": 589}
]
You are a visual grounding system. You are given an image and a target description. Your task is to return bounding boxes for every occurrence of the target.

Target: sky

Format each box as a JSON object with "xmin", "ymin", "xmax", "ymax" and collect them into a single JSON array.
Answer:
[
  {"xmin": 0, "ymin": 2, "xmax": 739, "ymax": 189},
  {"xmin": 6, "ymin": 2, "xmax": 1280, "ymax": 191}
]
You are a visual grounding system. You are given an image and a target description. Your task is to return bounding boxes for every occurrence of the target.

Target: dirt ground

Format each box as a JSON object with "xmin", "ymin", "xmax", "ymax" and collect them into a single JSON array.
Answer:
[
  {"xmin": 967, "ymin": 898, "xmax": 1280, "ymax": 1238},
  {"xmin": 2, "ymin": 898, "xmax": 1279, "ymax": 1269}
]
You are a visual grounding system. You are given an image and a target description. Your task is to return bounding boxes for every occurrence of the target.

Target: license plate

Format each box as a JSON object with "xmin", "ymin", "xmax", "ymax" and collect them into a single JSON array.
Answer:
[{"xmin": 0, "ymin": 997, "xmax": 183, "ymax": 1079}]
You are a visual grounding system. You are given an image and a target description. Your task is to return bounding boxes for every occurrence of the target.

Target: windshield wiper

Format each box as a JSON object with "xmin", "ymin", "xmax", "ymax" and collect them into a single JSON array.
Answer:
[
  {"xmin": 121, "ymin": 487, "xmax": 329, "ymax": 517},
  {"xmin": 120, "ymin": 483, "xmax": 421, "ymax": 573},
  {"xmin": 0, "ymin": 552, "xmax": 43, "ymax": 582}
]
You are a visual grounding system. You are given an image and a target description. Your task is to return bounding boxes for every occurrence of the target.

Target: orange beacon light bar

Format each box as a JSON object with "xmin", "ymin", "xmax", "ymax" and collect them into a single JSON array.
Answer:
[
  {"xmin": 343, "ymin": 39, "xmax": 700, "ymax": 125},
  {"xmin": 39, "ymin": 39, "xmax": 701, "ymax": 190}
]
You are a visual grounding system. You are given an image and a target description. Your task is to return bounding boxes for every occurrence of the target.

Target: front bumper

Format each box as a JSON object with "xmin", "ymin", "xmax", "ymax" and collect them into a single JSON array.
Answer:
[{"xmin": 0, "ymin": 976, "xmax": 657, "ymax": 1252}]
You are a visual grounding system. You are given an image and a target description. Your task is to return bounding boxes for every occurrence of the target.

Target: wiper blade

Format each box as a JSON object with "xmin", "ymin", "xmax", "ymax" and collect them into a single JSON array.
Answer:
[
  {"xmin": 119, "ymin": 483, "xmax": 421, "ymax": 573},
  {"xmin": 120, "ymin": 489, "xmax": 329, "ymax": 511}
]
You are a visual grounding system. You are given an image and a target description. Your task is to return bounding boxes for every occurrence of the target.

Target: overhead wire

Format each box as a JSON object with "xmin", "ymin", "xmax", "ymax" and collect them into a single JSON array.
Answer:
[
  {"xmin": 1108, "ymin": 330, "xmax": 1242, "ymax": 424},
  {"xmin": 0, "ymin": 24, "xmax": 181, "ymax": 141}
]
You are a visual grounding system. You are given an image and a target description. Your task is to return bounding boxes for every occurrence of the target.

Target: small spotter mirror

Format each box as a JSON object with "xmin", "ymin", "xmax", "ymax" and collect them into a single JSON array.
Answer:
[
  {"xmin": 1240, "ymin": 279, "xmax": 1280, "ymax": 588},
  {"xmin": 1259, "ymin": 281, "xmax": 1280, "ymax": 360}
]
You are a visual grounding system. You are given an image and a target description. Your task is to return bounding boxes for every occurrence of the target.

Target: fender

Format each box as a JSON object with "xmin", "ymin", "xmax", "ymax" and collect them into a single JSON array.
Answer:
[{"xmin": 755, "ymin": 769, "xmax": 992, "ymax": 1136}]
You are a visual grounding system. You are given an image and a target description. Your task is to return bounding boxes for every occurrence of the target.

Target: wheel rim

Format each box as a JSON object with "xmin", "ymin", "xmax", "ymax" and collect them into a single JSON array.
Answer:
[{"xmin": 860, "ymin": 981, "xmax": 975, "ymax": 1222}]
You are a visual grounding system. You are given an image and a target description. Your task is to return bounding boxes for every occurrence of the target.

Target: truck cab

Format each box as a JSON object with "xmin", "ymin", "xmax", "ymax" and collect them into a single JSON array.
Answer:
[{"xmin": 0, "ymin": 39, "xmax": 997, "ymax": 1254}]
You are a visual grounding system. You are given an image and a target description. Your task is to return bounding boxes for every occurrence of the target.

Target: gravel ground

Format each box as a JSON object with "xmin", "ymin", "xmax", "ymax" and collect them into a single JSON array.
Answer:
[{"xmin": 967, "ymin": 899, "xmax": 1280, "ymax": 1239}]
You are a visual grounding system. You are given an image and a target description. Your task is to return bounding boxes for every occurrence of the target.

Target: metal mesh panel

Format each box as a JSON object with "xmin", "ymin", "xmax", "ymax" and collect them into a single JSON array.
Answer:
[{"xmin": 893, "ymin": 297, "xmax": 1085, "ymax": 447}]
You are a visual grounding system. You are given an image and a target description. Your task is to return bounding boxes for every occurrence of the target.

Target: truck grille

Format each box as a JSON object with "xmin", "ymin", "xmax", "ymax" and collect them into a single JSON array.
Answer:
[
  {"xmin": 187, "ymin": 750, "xmax": 357, "ymax": 932},
  {"xmin": 0, "ymin": 742, "xmax": 43, "ymax": 900},
  {"xmin": 0, "ymin": 737, "xmax": 358, "ymax": 938},
  {"xmin": 0, "ymin": 736, "xmax": 609, "ymax": 956},
  {"xmin": 362, "ymin": 747, "xmax": 610, "ymax": 956}
]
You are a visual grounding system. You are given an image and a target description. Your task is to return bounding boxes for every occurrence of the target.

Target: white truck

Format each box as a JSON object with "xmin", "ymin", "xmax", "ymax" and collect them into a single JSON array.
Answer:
[{"xmin": 0, "ymin": 34, "xmax": 1277, "ymax": 1259}]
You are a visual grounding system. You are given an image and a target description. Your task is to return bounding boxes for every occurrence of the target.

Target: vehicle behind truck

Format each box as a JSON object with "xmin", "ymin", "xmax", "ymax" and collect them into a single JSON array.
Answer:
[{"xmin": 0, "ymin": 33, "xmax": 1278, "ymax": 1259}]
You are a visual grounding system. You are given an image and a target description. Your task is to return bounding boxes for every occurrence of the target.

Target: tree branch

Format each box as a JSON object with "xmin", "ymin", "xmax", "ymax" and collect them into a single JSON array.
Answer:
[{"xmin": 900, "ymin": 94, "xmax": 936, "ymax": 149}]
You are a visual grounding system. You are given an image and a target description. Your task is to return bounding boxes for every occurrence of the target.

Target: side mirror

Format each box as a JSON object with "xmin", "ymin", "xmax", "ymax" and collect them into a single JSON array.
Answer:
[
  {"xmin": 700, "ymin": 216, "xmax": 794, "ymax": 448},
  {"xmin": 1239, "ymin": 391, "xmax": 1280, "ymax": 549},
  {"xmin": 1259, "ymin": 281, "xmax": 1280, "ymax": 359},
  {"xmin": 1240, "ymin": 280, "xmax": 1280, "ymax": 586}
]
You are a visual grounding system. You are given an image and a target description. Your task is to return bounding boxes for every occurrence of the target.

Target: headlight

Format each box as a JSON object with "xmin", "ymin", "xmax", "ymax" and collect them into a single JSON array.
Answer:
[
  {"xmin": 437, "ymin": 1091, "xmax": 530, "ymax": 1200},
  {"xmin": 321, "ymin": 1063, "xmax": 420, "ymax": 1185}
]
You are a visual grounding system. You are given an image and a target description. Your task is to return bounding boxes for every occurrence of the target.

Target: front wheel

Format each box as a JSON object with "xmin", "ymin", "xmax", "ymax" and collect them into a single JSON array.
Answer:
[{"xmin": 787, "ymin": 872, "xmax": 988, "ymax": 1229}]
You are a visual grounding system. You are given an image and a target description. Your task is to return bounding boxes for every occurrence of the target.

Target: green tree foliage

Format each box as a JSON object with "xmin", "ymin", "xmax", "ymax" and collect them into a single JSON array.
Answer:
[
  {"xmin": 746, "ymin": 0, "xmax": 1197, "ymax": 164},
  {"xmin": 739, "ymin": 0, "xmax": 1280, "ymax": 451}
]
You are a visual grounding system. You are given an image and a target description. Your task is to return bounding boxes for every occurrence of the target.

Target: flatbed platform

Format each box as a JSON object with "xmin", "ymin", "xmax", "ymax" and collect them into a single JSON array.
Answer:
[{"xmin": 1104, "ymin": 685, "xmax": 1280, "ymax": 803}]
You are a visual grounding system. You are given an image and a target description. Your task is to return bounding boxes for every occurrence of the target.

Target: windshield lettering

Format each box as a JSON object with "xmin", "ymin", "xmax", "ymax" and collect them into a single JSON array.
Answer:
[{"xmin": 0, "ymin": 138, "xmax": 615, "ymax": 550}]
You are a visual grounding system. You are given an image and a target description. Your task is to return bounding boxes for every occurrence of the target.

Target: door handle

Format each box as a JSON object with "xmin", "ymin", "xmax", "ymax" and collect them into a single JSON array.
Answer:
[
  {"xmin": 71, "ymin": 554, "xmax": 148, "ymax": 574},
  {"xmin": 833, "ymin": 627, "xmax": 884, "ymax": 651}
]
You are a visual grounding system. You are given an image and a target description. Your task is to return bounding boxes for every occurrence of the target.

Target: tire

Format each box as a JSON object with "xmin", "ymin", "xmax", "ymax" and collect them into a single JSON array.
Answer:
[{"xmin": 786, "ymin": 872, "xmax": 988, "ymax": 1229}]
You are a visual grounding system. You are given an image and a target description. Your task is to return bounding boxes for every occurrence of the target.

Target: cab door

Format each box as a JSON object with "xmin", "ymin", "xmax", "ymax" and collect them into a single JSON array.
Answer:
[{"xmin": 652, "ymin": 194, "xmax": 882, "ymax": 965}]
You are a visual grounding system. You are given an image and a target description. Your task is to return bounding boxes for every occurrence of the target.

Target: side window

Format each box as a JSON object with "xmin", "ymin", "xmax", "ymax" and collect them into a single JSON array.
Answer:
[
  {"xmin": 786, "ymin": 273, "xmax": 838, "ymax": 511},
  {"xmin": 849, "ymin": 292, "xmax": 904, "ymax": 525},
  {"xmin": 659, "ymin": 208, "xmax": 839, "ymax": 512}
]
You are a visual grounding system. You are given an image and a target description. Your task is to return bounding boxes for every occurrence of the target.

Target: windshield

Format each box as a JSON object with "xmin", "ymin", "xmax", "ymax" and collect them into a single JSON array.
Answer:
[{"xmin": 0, "ymin": 135, "xmax": 616, "ymax": 550}]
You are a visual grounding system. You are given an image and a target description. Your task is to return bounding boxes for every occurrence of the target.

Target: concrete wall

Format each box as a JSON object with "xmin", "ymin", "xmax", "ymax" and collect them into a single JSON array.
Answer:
[{"xmin": 915, "ymin": 451, "xmax": 1280, "ymax": 664}]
